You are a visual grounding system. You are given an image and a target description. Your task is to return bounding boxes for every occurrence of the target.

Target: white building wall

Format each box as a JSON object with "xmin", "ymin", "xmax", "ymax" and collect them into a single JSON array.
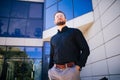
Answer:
[{"xmin": 80, "ymin": 0, "xmax": 120, "ymax": 80}]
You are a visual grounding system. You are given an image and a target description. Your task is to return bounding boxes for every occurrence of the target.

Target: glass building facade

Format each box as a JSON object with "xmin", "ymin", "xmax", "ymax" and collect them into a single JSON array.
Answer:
[
  {"xmin": 0, "ymin": 0, "xmax": 43, "ymax": 38},
  {"xmin": 0, "ymin": 46, "xmax": 42, "ymax": 80},
  {"xmin": 0, "ymin": 0, "xmax": 94, "ymax": 80}
]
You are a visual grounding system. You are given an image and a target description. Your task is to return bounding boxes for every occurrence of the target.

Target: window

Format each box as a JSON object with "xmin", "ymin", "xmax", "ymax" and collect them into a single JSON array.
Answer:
[
  {"xmin": 10, "ymin": 1, "xmax": 29, "ymax": 18},
  {"xmin": 0, "ymin": 1, "xmax": 43, "ymax": 38},
  {"xmin": 26, "ymin": 19, "xmax": 43, "ymax": 38},
  {"xmin": 25, "ymin": 47, "xmax": 42, "ymax": 58},
  {"xmin": 42, "ymin": 42, "xmax": 50, "ymax": 80},
  {"xmin": 58, "ymin": 0, "xmax": 73, "ymax": 20},
  {"xmin": 43, "ymin": 42, "xmax": 50, "ymax": 55},
  {"xmin": 9, "ymin": 19, "xmax": 26, "ymax": 37},
  {"xmin": 0, "ymin": 18, "xmax": 9, "ymax": 37},
  {"xmin": 0, "ymin": 0, "xmax": 11, "ymax": 17},
  {"xmin": 73, "ymin": 0, "xmax": 93, "ymax": 17},
  {"xmin": 0, "ymin": 46, "xmax": 42, "ymax": 80},
  {"xmin": 29, "ymin": 3, "xmax": 43, "ymax": 19},
  {"xmin": 45, "ymin": 0, "xmax": 57, "ymax": 8},
  {"xmin": 45, "ymin": 4, "xmax": 57, "ymax": 30}
]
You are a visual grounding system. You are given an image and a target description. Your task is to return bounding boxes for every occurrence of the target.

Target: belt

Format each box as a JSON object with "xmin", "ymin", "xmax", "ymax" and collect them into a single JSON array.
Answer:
[{"xmin": 55, "ymin": 62, "xmax": 75, "ymax": 69}]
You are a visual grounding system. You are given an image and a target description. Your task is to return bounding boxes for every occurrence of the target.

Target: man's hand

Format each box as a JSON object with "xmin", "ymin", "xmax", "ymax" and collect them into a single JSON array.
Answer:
[{"xmin": 75, "ymin": 65, "xmax": 80, "ymax": 71}]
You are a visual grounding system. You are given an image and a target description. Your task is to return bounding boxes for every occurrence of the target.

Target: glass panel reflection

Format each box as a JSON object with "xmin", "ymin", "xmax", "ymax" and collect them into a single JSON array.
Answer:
[
  {"xmin": 26, "ymin": 19, "xmax": 43, "ymax": 38},
  {"xmin": 42, "ymin": 42, "xmax": 50, "ymax": 80},
  {"xmin": 29, "ymin": 3, "xmax": 43, "ymax": 18},
  {"xmin": 58, "ymin": 0, "xmax": 73, "ymax": 20},
  {"xmin": 0, "ymin": 0, "xmax": 11, "ymax": 17},
  {"xmin": 10, "ymin": 1, "xmax": 29, "ymax": 18},
  {"xmin": 33, "ymin": 59, "xmax": 42, "ymax": 80},
  {"xmin": 9, "ymin": 19, "xmax": 26, "ymax": 37},
  {"xmin": 25, "ymin": 47, "xmax": 42, "ymax": 58},
  {"xmin": 45, "ymin": 4, "xmax": 57, "ymax": 30},
  {"xmin": 73, "ymin": 0, "xmax": 93, "ymax": 17},
  {"xmin": 0, "ymin": 46, "xmax": 42, "ymax": 80},
  {"xmin": 0, "ymin": 18, "xmax": 9, "ymax": 37},
  {"xmin": 6, "ymin": 58, "xmax": 42, "ymax": 80},
  {"xmin": 44, "ymin": 42, "xmax": 50, "ymax": 55},
  {"xmin": 45, "ymin": 0, "xmax": 57, "ymax": 8},
  {"xmin": 0, "ymin": 1, "xmax": 43, "ymax": 38}
]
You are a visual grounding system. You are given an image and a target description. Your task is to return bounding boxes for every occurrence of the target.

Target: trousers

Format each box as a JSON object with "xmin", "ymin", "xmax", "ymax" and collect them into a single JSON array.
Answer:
[{"xmin": 48, "ymin": 65, "xmax": 80, "ymax": 80}]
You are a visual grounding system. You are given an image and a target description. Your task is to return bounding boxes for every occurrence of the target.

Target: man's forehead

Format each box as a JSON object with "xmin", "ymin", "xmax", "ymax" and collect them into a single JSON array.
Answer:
[{"xmin": 55, "ymin": 13, "xmax": 64, "ymax": 16}]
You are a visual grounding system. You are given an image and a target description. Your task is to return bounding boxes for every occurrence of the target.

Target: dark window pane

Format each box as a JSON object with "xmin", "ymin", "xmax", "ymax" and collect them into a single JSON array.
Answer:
[
  {"xmin": 25, "ymin": 47, "xmax": 42, "ymax": 58},
  {"xmin": 42, "ymin": 42, "xmax": 50, "ymax": 80},
  {"xmin": 73, "ymin": 0, "xmax": 93, "ymax": 17},
  {"xmin": 0, "ymin": 0, "xmax": 11, "ymax": 17},
  {"xmin": 9, "ymin": 19, "xmax": 26, "ymax": 37},
  {"xmin": 0, "ymin": 46, "xmax": 42, "ymax": 80},
  {"xmin": 29, "ymin": 3, "xmax": 43, "ymax": 18},
  {"xmin": 58, "ymin": 0, "xmax": 73, "ymax": 20},
  {"xmin": 46, "ymin": 0, "xmax": 57, "ymax": 8},
  {"xmin": 45, "ymin": 4, "xmax": 57, "ymax": 30},
  {"xmin": 10, "ymin": 1, "xmax": 29, "ymax": 18},
  {"xmin": 26, "ymin": 19, "xmax": 43, "ymax": 38},
  {"xmin": 0, "ymin": 46, "xmax": 6, "ymax": 56},
  {"xmin": 43, "ymin": 42, "xmax": 50, "ymax": 55},
  {"xmin": 33, "ymin": 59, "xmax": 42, "ymax": 80},
  {"xmin": 0, "ymin": 18, "xmax": 9, "ymax": 37}
]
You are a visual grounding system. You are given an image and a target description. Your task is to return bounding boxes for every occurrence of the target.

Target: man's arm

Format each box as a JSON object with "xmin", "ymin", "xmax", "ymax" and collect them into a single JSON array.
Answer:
[
  {"xmin": 75, "ymin": 29, "xmax": 90, "ymax": 68},
  {"xmin": 49, "ymin": 41, "xmax": 54, "ymax": 69}
]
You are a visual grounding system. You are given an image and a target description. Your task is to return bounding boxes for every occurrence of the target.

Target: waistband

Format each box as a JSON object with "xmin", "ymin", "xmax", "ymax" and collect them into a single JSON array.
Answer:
[{"xmin": 54, "ymin": 62, "xmax": 75, "ymax": 70}]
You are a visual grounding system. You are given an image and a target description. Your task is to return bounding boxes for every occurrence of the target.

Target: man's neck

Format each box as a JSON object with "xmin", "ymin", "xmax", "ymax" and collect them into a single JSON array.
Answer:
[{"xmin": 57, "ymin": 24, "xmax": 66, "ymax": 31}]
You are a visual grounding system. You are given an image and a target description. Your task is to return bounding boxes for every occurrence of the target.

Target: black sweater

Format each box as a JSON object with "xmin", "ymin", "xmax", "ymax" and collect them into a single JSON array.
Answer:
[{"xmin": 49, "ymin": 26, "xmax": 90, "ymax": 69}]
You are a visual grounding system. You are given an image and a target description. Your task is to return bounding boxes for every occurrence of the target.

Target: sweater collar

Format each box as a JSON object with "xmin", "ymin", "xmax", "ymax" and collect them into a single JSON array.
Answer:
[{"xmin": 58, "ymin": 26, "xmax": 68, "ymax": 33}]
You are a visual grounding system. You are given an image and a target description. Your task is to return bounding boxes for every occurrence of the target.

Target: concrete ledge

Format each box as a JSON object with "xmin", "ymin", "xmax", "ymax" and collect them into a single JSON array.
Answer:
[{"xmin": 0, "ymin": 37, "xmax": 43, "ymax": 46}]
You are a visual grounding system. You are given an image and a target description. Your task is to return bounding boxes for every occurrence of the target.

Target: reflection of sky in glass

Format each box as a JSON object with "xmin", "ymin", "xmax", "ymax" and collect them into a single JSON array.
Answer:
[
  {"xmin": 25, "ymin": 47, "xmax": 42, "ymax": 58},
  {"xmin": 18, "ymin": 47, "xmax": 24, "ymax": 51},
  {"xmin": 34, "ymin": 59, "xmax": 41, "ymax": 67},
  {"xmin": 58, "ymin": 0, "xmax": 73, "ymax": 20},
  {"xmin": 73, "ymin": 0, "xmax": 93, "ymax": 17},
  {"xmin": 45, "ymin": 4, "xmax": 57, "ymax": 29},
  {"xmin": 11, "ymin": 47, "xmax": 42, "ymax": 58},
  {"xmin": 46, "ymin": 0, "xmax": 57, "ymax": 8}
]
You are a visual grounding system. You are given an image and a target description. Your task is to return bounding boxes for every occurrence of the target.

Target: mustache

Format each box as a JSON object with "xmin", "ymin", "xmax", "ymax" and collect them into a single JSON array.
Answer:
[{"xmin": 56, "ymin": 21, "xmax": 65, "ymax": 26}]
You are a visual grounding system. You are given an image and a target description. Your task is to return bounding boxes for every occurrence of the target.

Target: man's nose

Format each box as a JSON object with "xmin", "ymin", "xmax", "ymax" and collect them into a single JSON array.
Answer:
[{"xmin": 58, "ymin": 15, "xmax": 63, "ymax": 18}]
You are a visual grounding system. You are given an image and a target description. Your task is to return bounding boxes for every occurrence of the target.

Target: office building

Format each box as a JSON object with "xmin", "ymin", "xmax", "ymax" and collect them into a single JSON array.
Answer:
[{"xmin": 0, "ymin": 0, "xmax": 120, "ymax": 80}]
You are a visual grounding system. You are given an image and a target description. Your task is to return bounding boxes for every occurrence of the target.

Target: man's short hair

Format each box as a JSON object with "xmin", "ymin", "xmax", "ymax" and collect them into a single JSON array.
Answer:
[{"xmin": 54, "ymin": 11, "xmax": 66, "ymax": 18}]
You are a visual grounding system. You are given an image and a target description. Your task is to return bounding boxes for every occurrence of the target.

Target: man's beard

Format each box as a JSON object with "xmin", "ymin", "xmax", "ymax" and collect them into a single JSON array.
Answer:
[{"xmin": 56, "ymin": 21, "xmax": 65, "ymax": 26}]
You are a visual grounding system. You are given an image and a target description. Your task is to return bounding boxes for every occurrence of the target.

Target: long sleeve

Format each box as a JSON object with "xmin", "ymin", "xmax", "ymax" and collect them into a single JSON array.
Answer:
[
  {"xmin": 49, "ymin": 41, "xmax": 54, "ymax": 69},
  {"xmin": 75, "ymin": 29, "xmax": 90, "ymax": 68}
]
